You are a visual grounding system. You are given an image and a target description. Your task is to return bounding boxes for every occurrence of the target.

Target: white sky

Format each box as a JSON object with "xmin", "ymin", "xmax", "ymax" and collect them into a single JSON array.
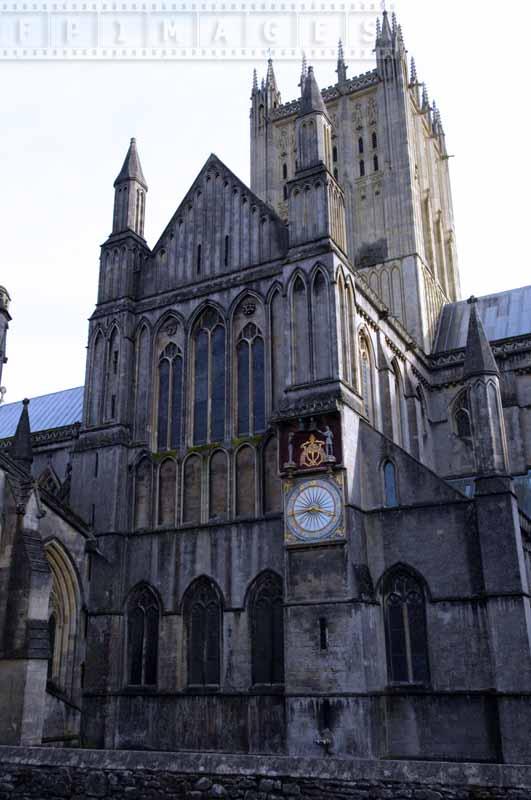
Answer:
[{"xmin": 1, "ymin": 0, "xmax": 530, "ymax": 403}]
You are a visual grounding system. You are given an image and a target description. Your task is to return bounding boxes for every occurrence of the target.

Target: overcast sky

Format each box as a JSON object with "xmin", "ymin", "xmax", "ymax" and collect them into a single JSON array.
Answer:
[{"xmin": 1, "ymin": 0, "xmax": 529, "ymax": 403}]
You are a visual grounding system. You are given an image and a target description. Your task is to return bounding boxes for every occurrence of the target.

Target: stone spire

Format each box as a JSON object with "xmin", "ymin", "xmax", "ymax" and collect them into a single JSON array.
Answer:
[
  {"xmin": 300, "ymin": 66, "xmax": 327, "ymax": 116},
  {"xmin": 112, "ymin": 138, "xmax": 148, "ymax": 237},
  {"xmin": 463, "ymin": 299, "xmax": 499, "ymax": 380},
  {"xmin": 265, "ymin": 57, "xmax": 277, "ymax": 91},
  {"xmin": 422, "ymin": 84, "xmax": 429, "ymax": 109},
  {"xmin": 463, "ymin": 298, "xmax": 508, "ymax": 476},
  {"xmin": 378, "ymin": 9, "xmax": 393, "ymax": 46},
  {"xmin": 252, "ymin": 68, "xmax": 258, "ymax": 95},
  {"xmin": 10, "ymin": 398, "xmax": 33, "ymax": 472},
  {"xmin": 336, "ymin": 39, "xmax": 348, "ymax": 84},
  {"xmin": 299, "ymin": 51, "xmax": 308, "ymax": 89},
  {"xmin": 114, "ymin": 138, "xmax": 147, "ymax": 190},
  {"xmin": 410, "ymin": 56, "xmax": 417, "ymax": 84}
]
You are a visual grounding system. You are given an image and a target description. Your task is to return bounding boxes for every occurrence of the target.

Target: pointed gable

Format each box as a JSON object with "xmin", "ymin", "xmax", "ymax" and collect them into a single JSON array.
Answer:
[{"xmin": 138, "ymin": 154, "xmax": 288, "ymax": 298}]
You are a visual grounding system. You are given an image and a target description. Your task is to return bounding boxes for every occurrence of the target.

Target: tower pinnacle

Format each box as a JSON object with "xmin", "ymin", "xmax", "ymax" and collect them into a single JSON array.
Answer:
[
  {"xmin": 11, "ymin": 398, "xmax": 33, "ymax": 472},
  {"xmin": 336, "ymin": 39, "xmax": 348, "ymax": 83},
  {"xmin": 112, "ymin": 138, "xmax": 148, "ymax": 237},
  {"xmin": 114, "ymin": 138, "xmax": 147, "ymax": 190},
  {"xmin": 463, "ymin": 300, "xmax": 499, "ymax": 380},
  {"xmin": 300, "ymin": 66, "xmax": 327, "ymax": 116}
]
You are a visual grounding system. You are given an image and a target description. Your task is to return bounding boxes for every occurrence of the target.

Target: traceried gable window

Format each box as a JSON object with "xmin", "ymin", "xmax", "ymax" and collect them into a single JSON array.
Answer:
[
  {"xmin": 193, "ymin": 308, "xmax": 226, "ymax": 445},
  {"xmin": 126, "ymin": 585, "xmax": 159, "ymax": 687},
  {"xmin": 237, "ymin": 322, "xmax": 265, "ymax": 436},
  {"xmin": 157, "ymin": 343, "xmax": 183, "ymax": 451},
  {"xmin": 250, "ymin": 572, "xmax": 284, "ymax": 686},
  {"xmin": 185, "ymin": 578, "xmax": 222, "ymax": 688},
  {"xmin": 383, "ymin": 569, "xmax": 429, "ymax": 686}
]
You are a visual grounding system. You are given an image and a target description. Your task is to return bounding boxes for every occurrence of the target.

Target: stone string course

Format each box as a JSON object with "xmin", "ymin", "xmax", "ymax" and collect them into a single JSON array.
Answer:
[{"xmin": 1, "ymin": 748, "xmax": 531, "ymax": 800}]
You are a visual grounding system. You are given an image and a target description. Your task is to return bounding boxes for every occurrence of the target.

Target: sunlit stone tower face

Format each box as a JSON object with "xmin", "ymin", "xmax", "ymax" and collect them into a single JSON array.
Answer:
[{"xmin": 250, "ymin": 12, "xmax": 460, "ymax": 351}]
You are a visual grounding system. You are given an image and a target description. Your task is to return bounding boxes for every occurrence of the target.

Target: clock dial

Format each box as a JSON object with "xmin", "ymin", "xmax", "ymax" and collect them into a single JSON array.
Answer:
[{"xmin": 285, "ymin": 478, "xmax": 343, "ymax": 543}]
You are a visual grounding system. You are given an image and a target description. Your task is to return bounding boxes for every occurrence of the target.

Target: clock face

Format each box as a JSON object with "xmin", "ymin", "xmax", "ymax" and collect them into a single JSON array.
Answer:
[{"xmin": 285, "ymin": 478, "xmax": 343, "ymax": 543}]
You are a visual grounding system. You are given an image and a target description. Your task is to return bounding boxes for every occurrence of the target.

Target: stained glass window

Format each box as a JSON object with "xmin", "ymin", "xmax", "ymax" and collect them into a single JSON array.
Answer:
[
  {"xmin": 193, "ymin": 310, "xmax": 226, "ymax": 445},
  {"xmin": 251, "ymin": 572, "xmax": 284, "ymax": 685},
  {"xmin": 237, "ymin": 322, "xmax": 265, "ymax": 436},
  {"xmin": 185, "ymin": 579, "xmax": 221, "ymax": 687},
  {"xmin": 383, "ymin": 461, "xmax": 398, "ymax": 508},
  {"xmin": 157, "ymin": 342, "xmax": 183, "ymax": 452},
  {"xmin": 126, "ymin": 586, "xmax": 159, "ymax": 686},
  {"xmin": 384, "ymin": 570, "xmax": 429, "ymax": 685}
]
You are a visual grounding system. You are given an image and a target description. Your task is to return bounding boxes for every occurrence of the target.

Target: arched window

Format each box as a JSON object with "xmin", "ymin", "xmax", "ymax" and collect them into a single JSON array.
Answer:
[
  {"xmin": 372, "ymin": 131, "xmax": 378, "ymax": 149},
  {"xmin": 383, "ymin": 460, "xmax": 398, "ymax": 507},
  {"xmin": 359, "ymin": 334, "xmax": 374, "ymax": 423},
  {"xmin": 193, "ymin": 308, "xmax": 226, "ymax": 445},
  {"xmin": 183, "ymin": 454, "xmax": 202, "ymax": 525},
  {"xmin": 209, "ymin": 450, "xmax": 228, "ymax": 521},
  {"xmin": 158, "ymin": 458, "xmax": 176, "ymax": 526},
  {"xmin": 126, "ymin": 585, "xmax": 159, "ymax": 687},
  {"xmin": 383, "ymin": 569, "xmax": 429, "ymax": 685},
  {"xmin": 358, "ymin": 137, "xmax": 364, "ymax": 154},
  {"xmin": 157, "ymin": 343, "xmax": 183, "ymax": 451},
  {"xmin": 359, "ymin": 160, "xmax": 365, "ymax": 178},
  {"xmin": 373, "ymin": 155, "xmax": 379, "ymax": 172},
  {"xmin": 333, "ymin": 167, "xmax": 339, "ymax": 180},
  {"xmin": 282, "ymin": 163, "xmax": 288, "ymax": 180},
  {"xmin": 185, "ymin": 578, "xmax": 222, "ymax": 687},
  {"xmin": 332, "ymin": 145, "xmax": 338, "ymax": 163},
  {"xmin": 454, "ymin": 391, "xmax": 472, "ymax": 439},
  {"xmin": 134, "ymin": 458, "xmax": 152, "ymax": 530},
  {"xmin": 291, "ymin": 276, "xmax": 310, "ymax": 385},
  {"xmin": 235, "ymin": 445, "xmax": 256, "ymax": 517},
  {"xmin": 250, "ymin": 572, "xmax": 284, "ymax": 686},
  {"xmin": 263, "ymin": 436, "xmax": 281, "ymax": 514},
  {"xmin": 237, "ymin": 322, "xmax": 265, "ymax": 436},
  {"xmin": 283, "ymin": 185, "xmax": 288, "ymax": 201}
]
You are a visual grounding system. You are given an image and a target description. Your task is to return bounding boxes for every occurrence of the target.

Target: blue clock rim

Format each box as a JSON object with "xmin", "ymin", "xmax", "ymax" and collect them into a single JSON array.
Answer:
[{"xmin": 285, "ymin": 479, "xmax": 342, "ymax": 542}]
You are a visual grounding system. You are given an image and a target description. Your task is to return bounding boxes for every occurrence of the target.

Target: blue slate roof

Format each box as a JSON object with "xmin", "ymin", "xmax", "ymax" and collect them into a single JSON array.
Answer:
[
  {"xmin": 0, "ymin": 386, "xmax": 84, "ymax": 439},
  {"xmin": 434, "ymin": 285, "xmax": 531, "ymax": 353}
]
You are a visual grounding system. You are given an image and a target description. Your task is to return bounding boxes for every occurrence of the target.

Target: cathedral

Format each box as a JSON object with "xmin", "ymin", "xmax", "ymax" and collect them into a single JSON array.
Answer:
[{"xmin": 1, "ymin": 10, "xmax": 531, "ymax": 766}]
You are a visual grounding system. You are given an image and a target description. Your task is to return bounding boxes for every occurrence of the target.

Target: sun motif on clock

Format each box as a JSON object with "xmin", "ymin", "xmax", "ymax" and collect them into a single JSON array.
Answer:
[{"xmin": 285, "ymin": 478, "xmax": 343, "ymax": 543}]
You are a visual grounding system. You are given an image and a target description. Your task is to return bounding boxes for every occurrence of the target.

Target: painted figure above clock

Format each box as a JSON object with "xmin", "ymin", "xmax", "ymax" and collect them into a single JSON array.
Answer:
[{"xmin": 279, "ymin": 415, "xmax": 342, "ymax": 473}]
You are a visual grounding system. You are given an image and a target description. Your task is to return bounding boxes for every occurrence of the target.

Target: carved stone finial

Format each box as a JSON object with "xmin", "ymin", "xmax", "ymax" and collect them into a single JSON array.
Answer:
[{"xmin": 467, "ymin": 295, "xmax": 477, "ymax": 305}]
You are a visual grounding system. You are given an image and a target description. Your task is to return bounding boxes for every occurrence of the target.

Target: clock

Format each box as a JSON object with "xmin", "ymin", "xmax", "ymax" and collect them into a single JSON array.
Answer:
[{"xmin": 285, "ymin": 477, "xmax": 343, "ymax": 543}]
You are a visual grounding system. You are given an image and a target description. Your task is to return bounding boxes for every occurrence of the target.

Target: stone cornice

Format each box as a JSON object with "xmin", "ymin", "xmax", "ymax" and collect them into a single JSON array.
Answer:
[
  {"xmin": 271, "ymin": 70, "xmax": 379, "ymax": 121},
  {"xmin": 0, "ymin": 423, "xmax": 80, "ymax": 451}
]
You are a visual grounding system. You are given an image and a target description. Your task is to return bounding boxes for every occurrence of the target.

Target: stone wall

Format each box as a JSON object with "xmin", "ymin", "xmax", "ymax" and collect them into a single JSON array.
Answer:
[{"xmin": 1, "ymin": 747, "xmax": 531, "ymax": 800}]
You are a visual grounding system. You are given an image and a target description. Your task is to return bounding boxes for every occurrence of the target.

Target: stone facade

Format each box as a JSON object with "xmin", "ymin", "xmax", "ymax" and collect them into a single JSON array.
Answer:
[{"xmin": 0, "ymin": 9, "xmax": 531, "ymax": 770}]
